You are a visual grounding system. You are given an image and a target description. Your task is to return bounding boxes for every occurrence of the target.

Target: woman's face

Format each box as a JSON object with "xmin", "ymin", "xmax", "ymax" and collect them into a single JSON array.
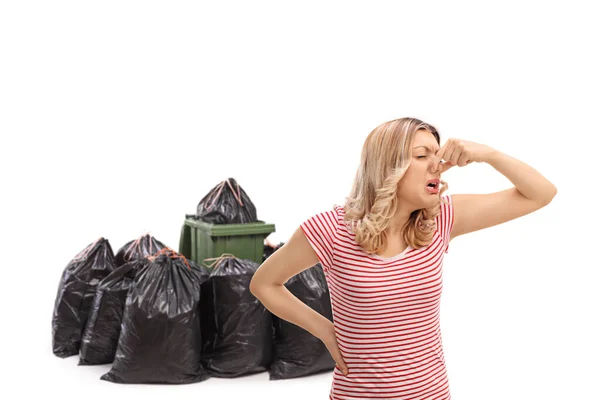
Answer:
[{"xmin": 397, "ymin": 129, "xmax": 443, "ymax": 209}]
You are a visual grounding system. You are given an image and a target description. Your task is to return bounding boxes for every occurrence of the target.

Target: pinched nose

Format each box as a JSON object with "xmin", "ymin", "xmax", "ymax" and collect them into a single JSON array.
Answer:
[{"xmin": 430, "ymin": 160, "xmax": 442, "ymax": 174}]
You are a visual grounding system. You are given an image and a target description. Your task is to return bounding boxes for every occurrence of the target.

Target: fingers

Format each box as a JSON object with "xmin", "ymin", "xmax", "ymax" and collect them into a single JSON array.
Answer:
[
  {"xmin": 435, "ymin": 138, "xmax": 472, "ymax": 170},
  {"xmin": 434, "ymin": 142, "xmax": 453, "ymax": 174},
  {"xmin": 321, "ymin": 328, "xmax": 349, "ymax": 376},
  {"xmin": 331, "ymin": 346, "xmax": 348, "ymax": 375},
  {"xmin": 457, "ymin": 150, "xmax": 471, "ymax": 167},
  {"xmin": 336, "ymin": 360, "xmax": 349, "ymax": 376},
  {"xmin": 434, "ymin": 140, "xmax": 449, "ymax": 166},
  {"xmin": 438, "ymin": 161, "xmax": 455, "ymax": 173},
  {"xmin": 329, "ymin": 344, "xmax": 349, "ymax": 376},
  {"xmin": 446, "ymin": 142, "xmax": 460, "ymax": 165}
]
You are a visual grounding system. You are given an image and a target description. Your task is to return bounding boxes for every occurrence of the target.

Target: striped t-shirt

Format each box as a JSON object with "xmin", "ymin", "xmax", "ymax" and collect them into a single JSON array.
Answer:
[{"xmin": 300, "ymin": 195, "xmax": 454, "ymax": 400}]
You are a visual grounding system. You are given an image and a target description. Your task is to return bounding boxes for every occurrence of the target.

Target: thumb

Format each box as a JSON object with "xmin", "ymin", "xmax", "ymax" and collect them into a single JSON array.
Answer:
[
  {"xmin": 330, "ymin": 347, "xmax": 349, "ymax": 375},
  {"xmin": 336, "ymin": 360, "xmax": 349, "ymax": 376},
  {"xmin": 438, "ymin": 161, "xmax": 455, "ymax": 173}
]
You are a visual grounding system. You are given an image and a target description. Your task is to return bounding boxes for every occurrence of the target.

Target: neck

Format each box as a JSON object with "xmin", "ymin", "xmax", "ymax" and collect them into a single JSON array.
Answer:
[{"xmin": 385, "ymin": 205, "xmax": 414, "ymax": 236}]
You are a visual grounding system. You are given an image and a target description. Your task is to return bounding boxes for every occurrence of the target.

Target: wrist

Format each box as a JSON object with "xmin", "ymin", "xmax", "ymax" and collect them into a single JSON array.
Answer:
[
  {"xmin": 482, "ymin": 146, "xmax": 501, "ymax": 164},
  {"xmin": 314, "ymin": 317, "xmax": 335, "ymax": 341}
]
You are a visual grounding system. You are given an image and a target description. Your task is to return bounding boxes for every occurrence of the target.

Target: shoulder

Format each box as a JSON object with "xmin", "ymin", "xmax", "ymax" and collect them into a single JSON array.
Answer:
[
  {"xmin": 301, "ymin": 204, "xmax": 345, "ymax": 238},
  {"xmin": 300, "ymin": 204, "xmax": 346, "ymax": 272},
  {"xmin": 436, "ymin": 194, "xmax": 453, "ymax": 219},
  {"xmin": 435, "ymin": 194, "xmax": 455, "ymax": 241},
  {"xmin": 333, "ymin": 204, "xmax": 345, "ymax": 220},
  {"xmin": 441, "ymin": 193, "xmax": 453, "ymax": 205},
  {"xmin": 316, "ymin": 204, "xmax": 346, "ymax": 226}
]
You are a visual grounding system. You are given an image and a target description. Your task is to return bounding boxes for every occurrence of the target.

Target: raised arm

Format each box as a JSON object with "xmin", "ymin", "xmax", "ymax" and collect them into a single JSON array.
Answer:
[{"xmin": 434, "ymin": 139, "xmax": 557, "ymax": 240}]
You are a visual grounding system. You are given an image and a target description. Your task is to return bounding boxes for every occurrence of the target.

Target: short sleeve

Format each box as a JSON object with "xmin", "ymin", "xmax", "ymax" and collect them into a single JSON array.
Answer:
[
  {"xmin": 436, "ymin": 194, "xmax": 455, "ymax": 254},
  {"xmin": 300, "ymin": 206, "xmax": 341, "ymax": 274}
]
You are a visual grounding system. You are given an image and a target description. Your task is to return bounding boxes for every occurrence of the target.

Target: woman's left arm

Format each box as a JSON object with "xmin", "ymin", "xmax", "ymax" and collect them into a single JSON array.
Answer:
[
  {"xmin": 484, "ymin": 149, "xmax": 557, "ymax": 203},
  {"xmin": 435, "ymin": 139, "xmax": 557, "ymax": 240}
]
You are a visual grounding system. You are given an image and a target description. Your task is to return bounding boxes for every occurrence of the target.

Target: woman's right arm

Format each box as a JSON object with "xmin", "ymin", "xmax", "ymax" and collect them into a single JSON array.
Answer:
[
  {"xmin": 249, "ymin": 226, "xmax": 331, "ymax": 340},
  {"xmin": 249, "ymin": 226, "xmax": 349, "ymax": 375}
]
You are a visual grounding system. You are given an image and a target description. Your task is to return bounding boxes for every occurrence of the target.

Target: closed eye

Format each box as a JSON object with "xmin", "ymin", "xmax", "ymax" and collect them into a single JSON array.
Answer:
[{"xmin": 417, "ymin": 156, "xmax": 427, "ymax": 159}]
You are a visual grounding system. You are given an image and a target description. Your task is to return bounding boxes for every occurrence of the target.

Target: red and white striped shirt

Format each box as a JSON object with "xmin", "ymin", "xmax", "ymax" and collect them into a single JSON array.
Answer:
[{"xmin": 301, "ymin": 195, "xmax": 454, "ymax": 400}]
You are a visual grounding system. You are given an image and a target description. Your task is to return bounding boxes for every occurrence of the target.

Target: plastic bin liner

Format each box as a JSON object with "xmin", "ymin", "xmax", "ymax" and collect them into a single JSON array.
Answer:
[
  {"xmin": 200, "ymin": 254, "xmax": 272, "ymax": 377},
  {"xmin": 52, "ymin": 237, "xmax": 116, "ymax": 357},
  {"xmin": 114, "ymin": 233, "xmax": 166, "ymax": 267},
  {"xmin": 196, "ymin": 177, "xmax": 257, "ymax": 224},
  {"xmin": 263, "ymin": 239, "xmax": 284, "ymax": 262},
  {"xmin": 268, "ymin": 263, "xmax": 336, "ymax": 380},
  {"xmin": 101, "ymin": 248, "xmax": 210, "ymax": 384},
  {"xmin": 78, "ymin": 258, "xmax": 149, "ymax": 365}
]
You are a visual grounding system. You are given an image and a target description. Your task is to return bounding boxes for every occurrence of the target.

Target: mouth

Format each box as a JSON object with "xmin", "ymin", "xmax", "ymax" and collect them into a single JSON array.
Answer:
[{"xmin": 425, "ymin": 179, "xmax": 440, "ymax": 194}]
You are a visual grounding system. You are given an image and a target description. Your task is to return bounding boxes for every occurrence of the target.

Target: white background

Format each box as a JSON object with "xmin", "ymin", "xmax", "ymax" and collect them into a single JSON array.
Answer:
[{"xmin": 1, "ymin": 1, "xmax": 598, "ymax": 399}]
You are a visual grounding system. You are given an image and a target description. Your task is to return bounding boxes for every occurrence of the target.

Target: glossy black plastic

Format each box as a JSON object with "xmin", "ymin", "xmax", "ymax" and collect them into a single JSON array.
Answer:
[
  {"xmin": 269, "ymin": 263, "xmax": 336, "ymax": 379},
  {"xmin": 114, "ymin": 233, "xmax": 166, "ymax": 267},
  {"xmin": 196, "ymin": 177, "xmax": 257, "ymax": 224},
  {"xmin": 52, "ymin": 238, "xmax": 116, "ymax": 357},
  {"xmin": 200, "ymin": 257, "xmax": 272, "ymax": 377},
  {"xmin": 101, "ymin": 251, "xmax": 210, "ymax": 384},
  {"xmin": 79, "ymin": 258, "xmax": 149, "ymax": 365}
]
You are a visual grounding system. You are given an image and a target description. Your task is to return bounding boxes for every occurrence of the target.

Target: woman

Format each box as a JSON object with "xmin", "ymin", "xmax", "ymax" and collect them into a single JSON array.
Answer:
[{"xmin": 249, "ymin": 117, "xmax": 557, "ymax": 400}]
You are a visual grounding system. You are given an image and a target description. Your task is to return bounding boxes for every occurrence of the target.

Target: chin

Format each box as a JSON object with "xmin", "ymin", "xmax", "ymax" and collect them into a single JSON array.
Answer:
[
  {"xmin": 424, "ymin": 192, "xmax": 441, "ymax": 206},
  {"xmin": 413, "ymin": 192, "xmax": 438, "ymax": 209}
]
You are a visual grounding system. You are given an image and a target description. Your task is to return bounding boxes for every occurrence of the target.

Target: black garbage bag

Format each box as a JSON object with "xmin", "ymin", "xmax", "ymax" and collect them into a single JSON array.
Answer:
[
  {"xmin": 200, "ymin": 254, "xmax": 273, "ymax": 377},
  {"xmin": 79, "ymin": 258, "xmax": 150, "ymax": 365},
  {"xmin": 101, "ymin": 249, "xmax": 211, "ymax": 384},
  {"xmin": 263, "ymin": 240, "xmax": 285, "ymax": 262},
  {"xmin": 268, "ymin": 263, "xmax": 335, "ymax": 379},
  {"xmin": 52, "ymin": 237, "xmax": 116, "ymax": 358},
  {"xmin": 114, "ymin": 233, "xmax": 166, "ymax": 267},
  {"xmin": 196, "ymin": 177, "xmax": 257, "ymax": 224}
]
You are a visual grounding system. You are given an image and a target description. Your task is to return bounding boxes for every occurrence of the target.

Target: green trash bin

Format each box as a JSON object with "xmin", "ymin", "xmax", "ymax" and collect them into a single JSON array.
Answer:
[{"xmin": 179, "ymin": 215, "xmax": 276, "ymax": 266}]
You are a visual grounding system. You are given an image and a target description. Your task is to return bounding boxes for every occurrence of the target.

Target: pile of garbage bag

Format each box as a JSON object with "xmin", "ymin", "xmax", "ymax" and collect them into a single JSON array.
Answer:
[{"xmin": 52, "ymin": 177, "xmax": 336, "ymax": 384}]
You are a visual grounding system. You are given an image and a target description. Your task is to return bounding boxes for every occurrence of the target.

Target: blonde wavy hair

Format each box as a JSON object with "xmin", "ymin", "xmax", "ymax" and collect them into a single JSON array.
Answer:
[{"xmin": 341, "ymin": 117, "xmax": 450, "ymax": 254}]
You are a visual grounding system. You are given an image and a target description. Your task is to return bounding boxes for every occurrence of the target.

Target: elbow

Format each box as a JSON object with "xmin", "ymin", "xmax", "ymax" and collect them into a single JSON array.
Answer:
[
  {"xmin": 543, "ymin": 185, "xmax": 558, "ymax": 205},
  {"xmin": 249, "ymin": 278, "xmax": 259, "ymax": 296},
  {"xmin": 250, "ymin": 277, "xmax": 282, "ymax": 299},
  {"xmin": 249, "ymin": 276, "xmax": 264, "ymax": 297},
  {"xmin": 534, "ymin": 184, "xmax": 557, "ymax": 206}
]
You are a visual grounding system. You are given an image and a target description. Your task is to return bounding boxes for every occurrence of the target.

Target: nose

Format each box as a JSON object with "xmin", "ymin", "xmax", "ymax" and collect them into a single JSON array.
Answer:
[{"xmin": 429, "ymin": 158, "xmax": 441, "ymax": 174}]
